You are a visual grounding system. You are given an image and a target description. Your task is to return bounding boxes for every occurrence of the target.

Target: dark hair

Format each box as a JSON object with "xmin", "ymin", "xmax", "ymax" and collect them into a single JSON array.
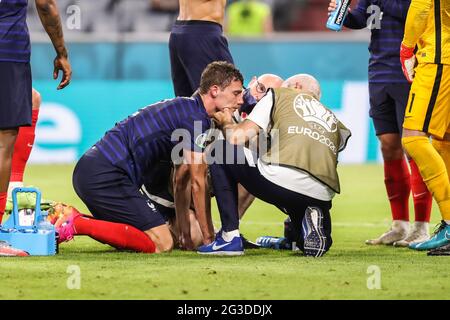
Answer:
[{"xmin": 199, "ymin": 61, "xmax": 244, "ymax": 94}]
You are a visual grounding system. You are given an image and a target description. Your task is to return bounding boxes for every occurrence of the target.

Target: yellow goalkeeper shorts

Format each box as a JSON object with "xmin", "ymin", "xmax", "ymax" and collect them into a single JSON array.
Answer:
[{"xmin": 403, "ymin": 63, "xmax": 450, "ymax": 139}]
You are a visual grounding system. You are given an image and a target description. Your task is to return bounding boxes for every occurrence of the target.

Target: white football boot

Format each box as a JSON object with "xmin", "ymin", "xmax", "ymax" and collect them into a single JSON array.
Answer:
[
  {"xmin": 393, "ymin": 221, "xmax": 430, "ymax": 247},
  {"xmin": 365, "ymin": 220, "xmax": 409, "ymax": 245}
]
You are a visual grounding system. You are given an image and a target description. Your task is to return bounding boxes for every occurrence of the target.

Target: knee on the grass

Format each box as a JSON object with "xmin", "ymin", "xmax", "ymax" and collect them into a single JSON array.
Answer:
[
  {"xmin": 154, "ymin": 235, "xmax": 174, "ymax": 253},
  {"xmin": 155, "ymin": 239, "xmax": 174, "ymax": 253},
  {"xmin": 147, "ymin": 226, "xmax": 174, "ymax": 253}
]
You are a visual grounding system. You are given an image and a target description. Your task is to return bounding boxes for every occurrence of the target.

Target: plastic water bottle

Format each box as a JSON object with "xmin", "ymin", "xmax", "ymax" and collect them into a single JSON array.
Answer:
[
  {"xmin": 326, "ymin": 0, "xmax": 352, "ymax": 31},
  {"xmin": 37, "ymin": 215, "xmax": 54, "ymax": 234}
]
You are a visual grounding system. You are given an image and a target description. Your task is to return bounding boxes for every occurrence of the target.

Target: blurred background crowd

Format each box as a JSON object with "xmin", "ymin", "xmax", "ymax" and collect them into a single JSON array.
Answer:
[{"xmin": 27, "ymin": 0, "xmax": 334, "ymax": 35}]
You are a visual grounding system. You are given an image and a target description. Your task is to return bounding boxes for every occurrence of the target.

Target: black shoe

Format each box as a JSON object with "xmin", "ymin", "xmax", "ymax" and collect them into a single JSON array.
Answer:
[
  {"xmin": 427, "ymin": 242, "xmax": 450, "ymax": 256},
  {"xmin": 240, "ymin": 234, "xmax": 261, "ymax": 249}
]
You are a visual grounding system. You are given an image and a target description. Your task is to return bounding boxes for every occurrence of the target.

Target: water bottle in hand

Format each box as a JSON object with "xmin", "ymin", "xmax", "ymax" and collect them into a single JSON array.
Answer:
[{"xmin": 326, "ymin": 0, "xmax": 352, "ymax": 31}]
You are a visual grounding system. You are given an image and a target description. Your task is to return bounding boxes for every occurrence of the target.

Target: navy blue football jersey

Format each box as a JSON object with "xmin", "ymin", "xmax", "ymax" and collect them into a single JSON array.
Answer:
[
  {"xmin": 0, "ymin": 0, "xmax": 30, "ymax": 62},
  {"xmin": 95, "ymin": 95, "xmax": 211, "ymax": 186}
]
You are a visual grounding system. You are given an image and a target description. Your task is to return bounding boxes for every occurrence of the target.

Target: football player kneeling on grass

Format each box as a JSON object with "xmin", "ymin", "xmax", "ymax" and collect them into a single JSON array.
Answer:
[
  {"xmin": 197, "ymin": 74, "xmax": 351, "ymax": 257},
  {"xmin": 55, "ymin": 62, "xmax": 244, "ymax": 253}
]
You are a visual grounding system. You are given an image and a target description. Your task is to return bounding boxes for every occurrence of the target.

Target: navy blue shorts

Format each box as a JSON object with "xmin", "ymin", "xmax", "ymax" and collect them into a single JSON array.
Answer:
[
  {"xmin": 142, "ymin": 160, "xmax": 175, "ymax": 220},
  {"xmin": 169, "ymin": 20, "xmax": 234, "ymax": 97},
  {"xmin": 0, "ymin": 62, "xmax": 32, "ymax": 129},
  {"xmin": 72, "ymin": 147, "xmax": 167, "ymax": 231},
  {"xmin": 369, "ymin": 82, "xmax": 411, "ymax": 135}
]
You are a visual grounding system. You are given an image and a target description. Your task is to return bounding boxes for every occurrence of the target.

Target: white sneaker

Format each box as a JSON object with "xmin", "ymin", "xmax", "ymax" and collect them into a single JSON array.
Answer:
[
  {"xmin": 393, "ymin": 221, "xmax": 430, "ymax": 247},
  {"xmin": 365, "ymin": 220, "xmax": 409, "ymax": 245}
]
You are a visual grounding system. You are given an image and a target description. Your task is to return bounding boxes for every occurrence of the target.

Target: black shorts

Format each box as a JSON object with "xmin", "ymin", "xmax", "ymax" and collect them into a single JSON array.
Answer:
[
  {"xmin": 368, "ymin": 82, "xmax": 411, "ymax": 135},
  {"xmin": 0, "ymin": 61, "xmax": 32, "ymax": 129},
  {"xmin": 169, "ymin": 20, "xmax": 234, "ymax": 97},
  {"xmin": 72, "ymin": 147, "xmax": 166, "ymax": 231}
]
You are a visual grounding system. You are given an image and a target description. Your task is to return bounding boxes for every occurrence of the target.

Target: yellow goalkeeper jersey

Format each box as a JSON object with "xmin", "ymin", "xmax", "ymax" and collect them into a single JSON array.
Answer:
[{"xmin": 403, "ymin": 0, "xmax": 450, "ymax": 65}]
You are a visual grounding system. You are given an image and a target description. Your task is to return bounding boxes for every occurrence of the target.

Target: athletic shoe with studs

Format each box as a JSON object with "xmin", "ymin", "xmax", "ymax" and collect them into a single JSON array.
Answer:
[
  {"xmin": 302, "ymin": 207, "xmax": 327, "ymax": 257},
  {"xmin": 427, "ymin": 242, "xmax": 450, "ymax": 256},
  {"xmin": 409, "ymin": 221, "xmax": 450, "ymax": 251},
  {"xmin": 0, "ymin": 240, "xmax": 29, "ymax": 257}
]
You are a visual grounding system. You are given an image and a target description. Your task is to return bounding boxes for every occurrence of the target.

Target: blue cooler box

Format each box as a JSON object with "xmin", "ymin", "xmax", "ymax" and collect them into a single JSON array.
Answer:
[{"xmin": 0, "ymin": 187, "xmax": 57, "ymax": 256}]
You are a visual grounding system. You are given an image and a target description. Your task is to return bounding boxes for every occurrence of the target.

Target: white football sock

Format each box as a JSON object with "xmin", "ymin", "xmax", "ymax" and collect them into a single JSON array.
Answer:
[{"xmin": 222, "ymin": 229, "xmax": 240, "ymax": 242}]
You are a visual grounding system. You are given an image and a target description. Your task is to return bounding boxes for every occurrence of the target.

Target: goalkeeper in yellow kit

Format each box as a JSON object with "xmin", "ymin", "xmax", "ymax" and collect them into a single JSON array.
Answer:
[{"xmin": 399, "ymin": 0, "xmax": 450, "ymax": 254}]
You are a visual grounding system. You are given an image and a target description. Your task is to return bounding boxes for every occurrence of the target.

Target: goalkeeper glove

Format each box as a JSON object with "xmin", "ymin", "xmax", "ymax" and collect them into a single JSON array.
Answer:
[{"xmin": 400, "ymin": 43, "xmax": 416, "ymax": 83}]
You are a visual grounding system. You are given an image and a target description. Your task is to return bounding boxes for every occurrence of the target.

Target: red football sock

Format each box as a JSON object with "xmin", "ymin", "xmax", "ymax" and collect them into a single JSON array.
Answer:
[
  {"xmin": 0, "ymin": 192, "xmax": 6, "ymax": 224},
  {"xmin": 384, "ymin": 158, "xmax": 411, "ymax": 221},
  {"xmin": 73, "ymin": 215, "xmax": 156, "ymax": 253},
  {"xmin": 409, "ymin": 159, "xmax": 432, "ymax": 222},
  {"xmin": 11, "ymin": 109, "xmax": 39, "ymax": 182}
]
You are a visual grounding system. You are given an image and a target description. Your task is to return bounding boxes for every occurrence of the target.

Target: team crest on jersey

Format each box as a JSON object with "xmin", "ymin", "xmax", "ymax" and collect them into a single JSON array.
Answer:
[
  {"xmin": 293, "ymin": 95, "xmax": 338, "ymax": 133},
  {"xmin": 195, "ymin": 133, "xmax": 208, "ymax": 149}
]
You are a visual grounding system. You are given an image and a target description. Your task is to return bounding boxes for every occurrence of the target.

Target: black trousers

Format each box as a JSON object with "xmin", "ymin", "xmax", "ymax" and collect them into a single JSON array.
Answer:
[{"xmin": 209, "ymin": 141, "xmax": 333, "ymax": 251}]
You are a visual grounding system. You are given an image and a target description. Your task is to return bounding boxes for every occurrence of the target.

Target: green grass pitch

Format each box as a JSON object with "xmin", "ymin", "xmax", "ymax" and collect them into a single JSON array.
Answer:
[{"xmin": 1, "ymin": 164, "xmax": 449, "ymax": 300}]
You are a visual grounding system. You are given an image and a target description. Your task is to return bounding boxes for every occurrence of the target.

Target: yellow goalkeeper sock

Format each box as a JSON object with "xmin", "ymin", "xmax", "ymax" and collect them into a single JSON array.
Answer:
[
  {"xmin": 403, "ymin": 136, "xmax": 450, "ymax": 220},
  {"xmin": 432, "ymin": 139, "xmax": 450, "ymax": 180}
]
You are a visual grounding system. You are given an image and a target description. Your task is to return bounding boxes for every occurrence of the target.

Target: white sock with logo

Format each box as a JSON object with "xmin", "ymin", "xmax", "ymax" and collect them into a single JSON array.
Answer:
[{"xmin": 222, "ymin": 229, "xmax": 240, "ymax": 242}]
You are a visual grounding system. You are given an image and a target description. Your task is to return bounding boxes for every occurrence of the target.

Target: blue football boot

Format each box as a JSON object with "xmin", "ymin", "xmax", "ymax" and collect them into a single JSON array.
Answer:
[
  {"xmin": 256, "ymin": 236, "xmax": 292, "ymax": 250},
  {"xmin": 409, "ymin": 221, "xmax": 450, "ymax": 251},
  {"xmin": 197, "ymin": 231, "xmax": 244, "ymax": 256}
]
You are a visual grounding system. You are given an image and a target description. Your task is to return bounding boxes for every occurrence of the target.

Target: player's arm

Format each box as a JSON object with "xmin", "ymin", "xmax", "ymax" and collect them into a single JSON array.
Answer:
[
  {"xmin": 173, "ymin": 163, "xmax": 195, "ymax": 250},
  {"xmin": 186, "ymin": 150, "xmax": 214, "ymax": 245},
  {"xmin": 215, "ymin": 90, "xmax": 274, "ymax": 145},
  {"xmin": 214, "ymin": 109, "xmax": 260, "ymax": 145},
  {"xmin": 400, "ymin": 0, "xmax": 431, "ymax": 82},
  {"xmin": 175, "ymin": 114, "xmax": 215, "ymax": 246},
  {"xmin": 402, "ymin": 0, "xmax": 432, "ymax": 48},
  {"xmin": 35, "ymin": 0, "xmax": 72, "ymax": 89},
  {"xmin": 328, "ymin": 0, "xmax": 370, "ymax": 30}
]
